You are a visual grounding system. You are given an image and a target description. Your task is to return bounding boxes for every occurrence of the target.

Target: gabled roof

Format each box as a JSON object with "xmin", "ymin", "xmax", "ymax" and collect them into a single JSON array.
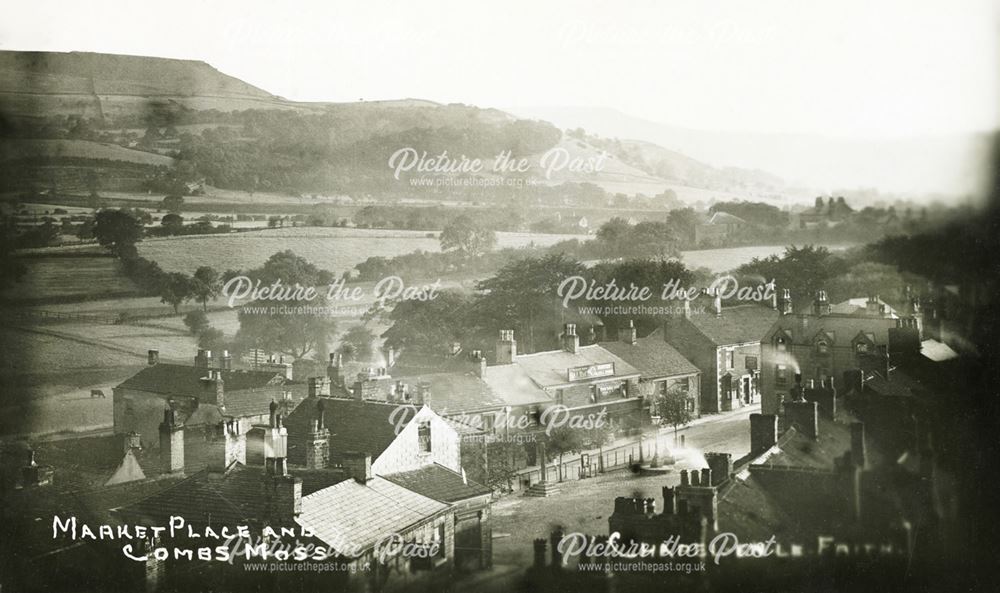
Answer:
[
  {"xmin": 765, "ymin": 314, "xmax": 896, "ymax": 347},
  {"xmin": 601, "ymin": 331, "xmax": 700, "ymax": 379},
  {"xmin": 117, "ymin": 363, "xmax": 286, "ymax": 400},
  {"xmin": 384, "ymin": 463, "xmax": 491, "ymax": 503},
  {"xmin": 511, "ymin": 344, "xmax": 641, "ymax": 388},
  {"xmin": 705, "ymin": 211, "xmax": 747, "ymax": 225},
  {"xmin": 671, "ymin": 304, "xmax": 780, "ymax": 346},
  {"xmin": 285, "ymin": 397, "xmax": 411, "ymax": 464},
  {"xmin": 298, "ymin": 476, "xmax": 449, "ymax": 556}
]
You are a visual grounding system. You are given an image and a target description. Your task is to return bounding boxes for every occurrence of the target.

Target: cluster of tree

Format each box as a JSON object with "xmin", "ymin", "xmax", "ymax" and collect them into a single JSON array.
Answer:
[
  {"xmin": 350, "ymin": 204, "xmax": 525, "ymax": 233},
  {"xmin": 375, "ymin": 254, "xmax": 700, "ymax": 357}
]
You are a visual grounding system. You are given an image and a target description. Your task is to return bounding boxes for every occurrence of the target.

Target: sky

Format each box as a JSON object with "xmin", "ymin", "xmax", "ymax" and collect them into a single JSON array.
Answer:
[{"xmin": 1, "ymin": 0, "xmax": 997, "ymax": 139}]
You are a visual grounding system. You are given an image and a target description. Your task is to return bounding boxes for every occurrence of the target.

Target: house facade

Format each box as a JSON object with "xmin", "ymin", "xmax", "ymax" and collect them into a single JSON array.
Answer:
[
  {"xmin": 759, "ymin": 291, "xmax": 901, "ymax": 415},
  {"xmin": 662, "ymin": 296, "xmax": 779, "ymax": 413},
  {"xmin": 600, "ymin": 320, "xmax": 702, "ymax": 418}
]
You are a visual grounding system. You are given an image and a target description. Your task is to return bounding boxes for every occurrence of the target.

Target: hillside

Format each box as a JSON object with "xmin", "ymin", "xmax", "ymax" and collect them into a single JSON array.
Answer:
[
  {"xmin": 0, "ymin": 50, "xmax": 794, "ymax": 205},
  {"xmin": 0, "ymin": 50, "xmax": 298, "ymax": 121}
]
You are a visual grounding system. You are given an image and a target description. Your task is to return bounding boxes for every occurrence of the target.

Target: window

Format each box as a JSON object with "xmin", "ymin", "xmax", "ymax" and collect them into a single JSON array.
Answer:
[
  {"xmin": 417, "ymin": 421, "xmax": 431, "ymax": 453},
  {"xmin": 855, "ymin": 342, "xmax": 869, "ymax": 354},
  {"xmin": 434, "ymin": 524, "xmax": 446, "ymax": 559},
  {"xmin": 776, "ymin": 337, "xmax": 787, "ymax": 353},
  {"xmin": 816, "ymin": 340, "xmax": 829, "ymax": 354},
  {"xmin": 725, "ymin": 350, "xmax": 735, "ymax": 369},
  {"xmin": 776, "ymin": 364, "xmax": 788, "ymax": 386},
  {"xmin": 745, "ymin": 356, "xmax": 758, "ymax": 371},
  {"xmin": 670, "ymin": 377, "xmax": 690, "ymax": 393}
]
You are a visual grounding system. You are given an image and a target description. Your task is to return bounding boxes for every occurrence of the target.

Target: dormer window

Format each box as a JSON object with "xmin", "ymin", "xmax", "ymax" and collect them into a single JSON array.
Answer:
[
  {"xmin": 816, "ymin": 340, "xmax": 829, "ymax": 354},
  {"xmin": 856, "ymin": 342, "xmax": 869, "ymax": 354},
  {"xmin": 776, "ymin": 337, "xmax": 787, "ymax": 353}
]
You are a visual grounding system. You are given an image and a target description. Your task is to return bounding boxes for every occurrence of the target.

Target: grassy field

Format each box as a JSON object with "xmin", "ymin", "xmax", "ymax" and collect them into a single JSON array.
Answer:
[
  {"xmin": 136, "ymin": 227, "xmax": 586, "ymax": 275},
  {"xmin": 0, "ymin": 256, "xmax": 141, "ymax": 301},
  {"xmin": 0, "ymin": 138, "xmax": 175, "ymax": 166}
]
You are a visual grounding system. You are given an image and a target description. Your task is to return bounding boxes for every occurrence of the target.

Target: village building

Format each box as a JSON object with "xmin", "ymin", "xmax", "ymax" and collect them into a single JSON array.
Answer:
[
  {"xmin": 662, "ymin": 294, "xmax": 779, "ymax": 413},
  {"xmin": 694, "ymin": 211, "xmax": 747, "ymax": 245},
  {"xmin": 759, "ymin": 291, "xmax": 904, "ymax": 415},
  {"xmin": 600, "ymin": 319, "xmax": 702, "ymax": 417}
]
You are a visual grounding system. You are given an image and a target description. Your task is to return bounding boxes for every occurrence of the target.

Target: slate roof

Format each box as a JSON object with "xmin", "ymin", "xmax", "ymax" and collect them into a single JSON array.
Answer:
[
  {"xmin": 117, "ymin": 363, "xmax": 286, "ymax": 400},
  {"xmin": 297, "ymin": 476, "xmax": 449, "ymax": 556},
  {"xmin": 117, "ymin": 463, "xmax": 350, "ymax": 527},
  {"xmin": 384, "ymin": 463, "xmax": 491, "ymax": 503},
  {"xmin": 511, "ymin": 344, "xmax": 641, "ymax": 388},
  {"xmin": 765, "ymin": 313, "xmax": 896, "ymax": 347},
  {"xmin": 600, "ymin": 331, "xmax": 700, "ymax": 379},
  {"xmin": 389, "ymin": 371, "xmax": 508, "ymax": 414},
  {"xmin": 674, "ymin": 304, "xmax": 780, "ymax": 346},
  {"xmin": 284, "ymin": 397, "xmax": 411, "ymax": 465}
]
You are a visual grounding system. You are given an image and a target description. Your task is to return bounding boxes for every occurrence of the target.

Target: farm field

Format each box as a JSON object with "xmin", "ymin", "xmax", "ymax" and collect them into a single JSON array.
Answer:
[
  {"xmin": 0, "ymin": 138, "xmax": 175, "ymax": 166},
  {"xmin": 0, "ymin": 256, "xmax": 141, "ymax": 301},
  {"xmin": 678, "ymin": 244, "xmax": 850, "ymax": 273},
  {"xmin": 135, "ymin": 227, "xmax": 588, "ymax": 275}
]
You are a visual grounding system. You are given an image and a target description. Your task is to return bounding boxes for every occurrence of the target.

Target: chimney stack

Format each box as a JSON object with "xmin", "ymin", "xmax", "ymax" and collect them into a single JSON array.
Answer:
[
  {"xmin": 219, "ymin": 350, "xmax": 232, "ymax": 370},
  {"xmin": 158, "ymin": 409, "xmax": 184, "ymax": 474},
  {"xmin": 211, "ymin": 419, "xmax": 246, "ymax": 472},
  {"xmin": 417, "ymin": 382, "xmax": 432, "ymax": 408},
  {"xmin": 778, "ymin": 289, "xmax": 793, "ymax": 315},
  {"xmin": 784, "ymin": 401, "xmax": 819, "ymax": 439},
  {"xmin": 308, "ymin": 376, "xmax": 331, "ymax": 398},
  {"xmin": 200, "ymin": 370, "xmax": 225, "ymax": 407},
  {"xmin": 471, "ymin": 350, "xmax": 487, "ymax": 378},
  {"xmin": 195, "ymin": 349, "xmax": 212, "ymax": 369},
  {"xmin": 305, "ymin": 399, "xmax": 330, "ymax": 470},
  {"xmin": 562, "ymin": 323, "xmax": 580, "ymax": 354},
  {"xmin": 343, "ymin": 452, "xmax": 372, "ymax": 484},
  {"xmin": 704, "ymin": 452, "xmax": 732, "ymax": 486},
  {"xmin": 147, "ymin": 349, "xmax": 159, "ymax": 366},
  {"xmin": 327, "ymin": 352, "xmax": 344, "ymax": 386},
  {"xmin": 713, "ymin": 290, "xmax": 722, "ymax": 317},
  {"xmin": 812, "ymin": 290, "xmax": 830, "ymax": 316},
  {"xmin": 262, "ymin": 401, "xmax": 301, "ymax": 523},
  {"xmin": 618, "ymin": 320, "xmax": 637, "ymax": 345},
  {"xmin": 496, "ymin": 330, "xmax": 517, "ymax": 364},
  {"xmin": 750, "ymin": 413, "xmax": 778, "ymax": 453}
]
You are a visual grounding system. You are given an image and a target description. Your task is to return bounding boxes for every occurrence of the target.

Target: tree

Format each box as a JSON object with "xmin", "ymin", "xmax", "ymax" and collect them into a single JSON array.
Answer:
[
  {"xmin": 183, "ymin": 310, "xmax": 210, "ymax": 335},
  {"xmin": 198, "ymin": 327, "xmax": 226, "ymax": 351},
  {"xmin": 735, "ymin": 245, "xmax": 847, "ymax": 307},
  {"xmin": 378, "ymin": 290, "xmax": 475, "ymax": 352},
  {"xmin": 657, "ymin": 383, "xmax": 695, "ymax": 443},
  {"xmin": 339, "ymin": 325, "xmax": 376, "ymax": 361},
  {"xmin": 161, "ymin": 213, "xmax": 184, "ymax": 234},
  {"xmin": 192, "ymin": 266, "xmax": 221, "ymax": 311},
  {"xmin": 162, "ymin": 195, "xmax": 184, "ymax": 214},
  {"xmin": 235, "ymin": 306, "xmax": 335, "ymax": 360},
  {"xmin": 440, "ymin": 214, "xmax": 497, "ymax": 256},
  {"xmin": 159, "ymin": 272, "xmax": 196, "ymax": 313},
  {"xmin": 474, "ymin": 254, "xmax": 587, "ymax": 353},
  {"xmin": 234, "ymin": 251, "xmax": 337, "ymax": 359},
  {"xmin": 545, "ymin": 426, "xmax": 585, "ymax": 482},
  {"xmin": 93, "ymin": 209, "xmax": 144, "ymax": 257}
]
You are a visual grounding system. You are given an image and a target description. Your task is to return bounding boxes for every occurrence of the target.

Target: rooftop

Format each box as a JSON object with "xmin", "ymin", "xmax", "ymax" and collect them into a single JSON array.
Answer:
[
  {"xmin": 766, "ymin": 313, "xmax": 897, "ymax": 347},
  {"xmin": 284, "ymin": 397, "xmax": 413, "ymax": 464},
  {"xmin": 510, "ymin": 344, "xmax": 641, "ymax": 388},
  {"xmin": 601, "ymin": 330, "xmax": 700, "ymax": 379},
  {"xmin": 384, "ymin": 463, "xmax": 491, "ymax": 503},
  {"xmin": 671, "ymin": 304, "xmax": 780, "ymax": 346},
  {"xmin": 298, "ymin": 475, "xmax": 449, "ymax": 556}
]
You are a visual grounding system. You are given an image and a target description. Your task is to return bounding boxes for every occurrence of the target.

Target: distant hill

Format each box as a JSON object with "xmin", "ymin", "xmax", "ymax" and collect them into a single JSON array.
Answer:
[
  {"xmin": 0, "ymin": 50, "xmax": 796, "ymax": 204},
  {"xmin": 509, "ymin": 105, "xmax": 991, "ymax": 198}
]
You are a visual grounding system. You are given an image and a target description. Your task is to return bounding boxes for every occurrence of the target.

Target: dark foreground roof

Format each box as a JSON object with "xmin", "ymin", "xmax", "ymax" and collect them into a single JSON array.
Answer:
[{"xmin": 384, "ymin": 463, "xmax": 491, "ymax": 503}]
